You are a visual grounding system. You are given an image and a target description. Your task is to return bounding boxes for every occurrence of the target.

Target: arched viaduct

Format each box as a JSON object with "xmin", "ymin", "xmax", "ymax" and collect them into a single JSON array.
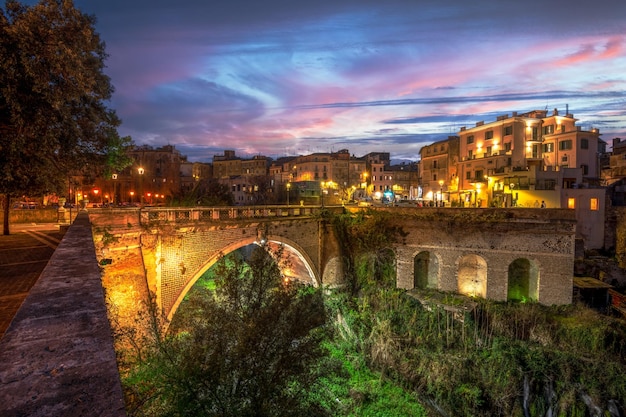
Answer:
[{"xmin": 90, "ymin": 206, "xmax": 576, "ymax": 321}]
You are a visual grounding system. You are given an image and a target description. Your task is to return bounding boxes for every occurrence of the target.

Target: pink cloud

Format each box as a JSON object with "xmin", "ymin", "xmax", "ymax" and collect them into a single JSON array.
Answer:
[{"xmin": 599, "ymin": 36, "xmax": 626, "ymax": 59}]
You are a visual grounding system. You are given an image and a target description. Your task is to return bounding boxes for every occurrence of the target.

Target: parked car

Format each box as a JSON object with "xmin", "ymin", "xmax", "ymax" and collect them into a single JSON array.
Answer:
[{"xmin": 12, "ymin": 202, "xmax": 37, "ymax": 209}]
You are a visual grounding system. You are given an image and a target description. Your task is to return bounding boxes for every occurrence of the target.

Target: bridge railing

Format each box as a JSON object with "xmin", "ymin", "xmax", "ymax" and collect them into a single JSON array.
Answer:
[{"xmin": 139, "ymin": 205, "xmax": 333, "ymax": 224}]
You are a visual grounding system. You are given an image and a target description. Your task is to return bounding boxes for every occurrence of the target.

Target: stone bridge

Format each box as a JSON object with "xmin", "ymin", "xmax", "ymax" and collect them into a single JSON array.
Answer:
[{"xmin": 90, "ymin": 206, "xmax": 576, "ymax": 321}]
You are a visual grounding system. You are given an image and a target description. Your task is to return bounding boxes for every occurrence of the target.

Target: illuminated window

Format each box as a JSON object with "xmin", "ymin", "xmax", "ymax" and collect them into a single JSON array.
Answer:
[
  {"xmin": 590, "ymin": 198, "xmax": 598, "ymax": 211},
  {"xmin": 532, "ymin": 127, "xmax": 539, "ymax": 140},
  {"xmin": 567, "ymin": 198, "xmax": 575, "ymax": 209},
  {"xmin": 543, "ymin": 143, "xmax": 554, "ymax": 152},
  {"xmin": 543, "ymin": 125, "xmax": 554, "ymax": 134}
]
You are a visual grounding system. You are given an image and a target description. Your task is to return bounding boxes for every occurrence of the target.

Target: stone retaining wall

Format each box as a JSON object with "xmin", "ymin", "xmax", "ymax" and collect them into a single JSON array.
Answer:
[{"xmin": 0, "ymin": 212, "xmax": 126, "ymax": 417}]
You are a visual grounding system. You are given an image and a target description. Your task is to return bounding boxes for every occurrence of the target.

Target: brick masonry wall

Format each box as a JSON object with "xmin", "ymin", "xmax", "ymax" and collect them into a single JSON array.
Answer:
[{"xmin": 391, "ymin": 209, "xmax": 576, "ymax": 305}]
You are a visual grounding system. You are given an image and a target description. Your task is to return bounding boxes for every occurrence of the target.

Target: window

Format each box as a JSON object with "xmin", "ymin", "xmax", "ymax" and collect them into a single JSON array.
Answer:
[
  {"xmin": 467, "ymin": 135, "xmax": 474, "ymax": 144},
  {"xmin": 504, "ymin": 125, "xmax": 512, "ymax": 136},
  {"xmin": 559, "ymin": 140, "xmax": 572, "ymax": 150},
  {"xmin": 581, "ymin": 164, "xmax": 589, "ymax": 175},
  {"xmin": 468, "ymin": 150, "xmax": 473, "ymax": 159},
  {"xmin": 485, "ymin": 131, "xmax": 493, "ymax": 140},
  {"xmin": 433, "ymin": 160, "xmax": 438, "ymax": 169},
  {"xmin": 532, "ymin": 127, "xmax": 539, "ymax": 140},
  {"xmin": 486, "ymin": 146, "xmax": 492, "ymax": 155},
  {"xmin": 581, "ymin": 138, "xmax": 589, "ymax": 149},
  {"xmin": 504, "ymin": 142, "xmax": 512, "ymax": 152},
  {"xmin": 466, "ymin": 171, "xmax": 471, "ymax": 180},
  {"xmin": 590, "ymin": 198, "xmax": 599, "ymax": 211},
  {"xmin": 433, "ymin": 174, "xmax": 437, "ymax": 181},
  {"xmin": 543, "ymin": 143, "xmax": 554, "ymax": 152},
  {"xmin": 567, "ymin": 198, "xmax": 575, "ymax": 209},
  {"xmin": 475, "ymin": 170, "xmax": 483, "ymax": 180},
  {"xmin": 543, "ymin": 125, "xmax": 554, "ymax": 135}
]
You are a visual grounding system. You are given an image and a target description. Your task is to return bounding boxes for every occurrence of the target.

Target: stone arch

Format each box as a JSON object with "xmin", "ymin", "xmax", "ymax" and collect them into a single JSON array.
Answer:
[
  {"xmin": 507, "ymin": 258, "xmax": 539, "ymax": 302},
  {"xmin": 166, "ymin": 235, "xmax": 319, "ymax": 321},
  {"xmin": 413, "ymin": 251, "xmax": 439, "ymax": 289},
  {"xmin": 457, "ymin": 254, "xmax": 487, "ymax": 298}
]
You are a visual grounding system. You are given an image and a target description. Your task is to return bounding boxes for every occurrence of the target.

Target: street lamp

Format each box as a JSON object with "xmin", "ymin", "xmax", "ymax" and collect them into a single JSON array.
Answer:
[
  {"xmin": 111, "ymin": 173, "xmax": 118, "ymax": 206},
  {"xmin": 438, "ymin": 179, "xmax": 444, "ymax": 207},
  {"xmin": 320, "ymin": 181, "xmax": 326, "ymax": 207},
  {"xmin": 138, "ymin": 167, "xmax": 145, "ymax": 207},
  {"xmin": 129, "ymin": 191, "xmax": 135, "ymax": 204},
  {"xmin": 286, "ymin": 182, "xmax": 291, "ymax": 206}
]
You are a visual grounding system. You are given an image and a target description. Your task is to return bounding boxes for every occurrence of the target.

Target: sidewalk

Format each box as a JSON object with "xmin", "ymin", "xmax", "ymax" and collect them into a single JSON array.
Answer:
[{"xmin": 0, "ymin": 223, "xmax": 66, "ymax": 339}]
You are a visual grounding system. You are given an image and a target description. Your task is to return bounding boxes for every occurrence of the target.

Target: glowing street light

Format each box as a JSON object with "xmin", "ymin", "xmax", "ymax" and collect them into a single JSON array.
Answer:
[
  {"xmin": 286, "ymin": 182, "xmax": 291, "ymax": 206},
  {"xmin": 438, "ymin": 179, "xmax": 444, "ymax": 207},
  {"xmin": 138, "ymin": 167, "xmax": 145, "ymax": 207}
]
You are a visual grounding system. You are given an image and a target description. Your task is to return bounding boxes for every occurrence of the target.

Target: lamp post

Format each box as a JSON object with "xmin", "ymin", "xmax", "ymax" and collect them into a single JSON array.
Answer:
[
  {"xmin": 129, "ymin": 191, "xmax": 135, "ymax": 204},
  {"xmin": 111, "ymin": 173, "xmax": 118, "ymax": 206},
  {"xmin": 438, "ymin": 179, "xmax": 444, "ymax": 207},
  {"xmin": 320, "ymin": 181, "xmax": 325, "ymax": 207},
  {"xmin": 286, "ymin": 182, "xmax": 291, "ymax": 206},
  {"xmin": 138, "ymin": 167, "xmax": 145, "ymax": 207}
]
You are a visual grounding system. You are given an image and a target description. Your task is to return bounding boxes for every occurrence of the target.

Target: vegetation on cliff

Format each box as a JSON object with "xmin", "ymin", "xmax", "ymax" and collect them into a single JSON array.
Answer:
[
  {"xmin": 330, "ymin": 210, "xmax": 626, "ymax": 416},
  {"xmin": 113, "ymin": 210, "xmax": 626, "ymax": 416}
]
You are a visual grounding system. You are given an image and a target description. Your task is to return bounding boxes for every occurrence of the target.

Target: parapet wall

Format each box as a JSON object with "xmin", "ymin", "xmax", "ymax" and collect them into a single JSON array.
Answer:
[{"xmin": 0, "ymin": 212, "xmax": 126, "ymax": 417}]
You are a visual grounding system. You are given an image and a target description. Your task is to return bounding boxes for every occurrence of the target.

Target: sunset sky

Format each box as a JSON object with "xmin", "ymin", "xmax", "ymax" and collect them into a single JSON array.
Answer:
[{"xmin": 38, "ymin": 1, "xmax": 626, "ymax": 161}]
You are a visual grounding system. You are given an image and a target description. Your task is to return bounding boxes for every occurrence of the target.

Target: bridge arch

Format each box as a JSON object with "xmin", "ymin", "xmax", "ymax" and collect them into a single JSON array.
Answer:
[
  {"xmin": 507, "ymin": 258, "xmax": 540, "ymax": 302},
  {"xmin": 456, "ymin": 254, "xmax": 488, "ymax": 298},
  {"xmin": 413, "ymin": 250, "xmax": 440, "ymax": 290},
  {"xmin": 166, "ymin": 235, "xmax": 319, "ymax": 321}
]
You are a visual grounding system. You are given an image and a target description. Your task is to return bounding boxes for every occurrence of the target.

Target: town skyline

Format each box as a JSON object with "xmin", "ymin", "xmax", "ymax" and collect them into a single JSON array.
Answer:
[{"xmin": 21, "ymin": 0, "xmax": 626, "ymax": 162}]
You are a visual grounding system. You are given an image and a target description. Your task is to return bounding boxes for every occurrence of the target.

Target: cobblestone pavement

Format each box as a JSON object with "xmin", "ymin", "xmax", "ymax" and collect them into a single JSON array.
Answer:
[{"xmin": 0, "ymin": 225, "xmax": 66, "ymax": 339}]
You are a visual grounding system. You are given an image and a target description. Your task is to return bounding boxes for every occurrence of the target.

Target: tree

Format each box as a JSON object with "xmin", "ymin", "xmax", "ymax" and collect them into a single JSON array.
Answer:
[
  {"xmin": 0, "ymin": 0, "xmax": 131, "ymax": 234},
  {"xmin": 124, "ymin": 246, "xmax": 333, "ymax": 416}
]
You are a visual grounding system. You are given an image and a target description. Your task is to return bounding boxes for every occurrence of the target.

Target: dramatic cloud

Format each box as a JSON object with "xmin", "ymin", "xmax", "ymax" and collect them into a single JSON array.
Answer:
[{"xmin": 20, "ymin": 0, "xmax": 626, "ymax": 161}]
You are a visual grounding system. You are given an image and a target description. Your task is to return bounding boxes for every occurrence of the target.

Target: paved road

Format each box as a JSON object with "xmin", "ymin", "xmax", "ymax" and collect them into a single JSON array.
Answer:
[{"xmin": 0, "ymin": 223, "xmax": 66, "ymax": 339}]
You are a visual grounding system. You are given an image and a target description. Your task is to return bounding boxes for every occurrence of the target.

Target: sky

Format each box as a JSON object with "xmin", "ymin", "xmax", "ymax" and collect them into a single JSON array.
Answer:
[{"xmin": 27, "ymin": 0, "xmax": 626, "ymax": 162}]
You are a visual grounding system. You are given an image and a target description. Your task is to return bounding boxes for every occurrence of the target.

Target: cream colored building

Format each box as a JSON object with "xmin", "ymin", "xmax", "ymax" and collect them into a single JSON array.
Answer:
[
  {"xmin": 419, "ymin": 136, "xmax": 459, "ymax": 205},
  {"xmin": 456, "ymin": 108, "xmax": 600, "ymax": 208}
]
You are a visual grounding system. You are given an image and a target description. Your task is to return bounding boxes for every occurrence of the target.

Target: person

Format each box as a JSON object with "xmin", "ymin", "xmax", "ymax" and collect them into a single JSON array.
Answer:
[{"xmin": 541, "ymin": 200, "xmax": 546, "ymax": 208}]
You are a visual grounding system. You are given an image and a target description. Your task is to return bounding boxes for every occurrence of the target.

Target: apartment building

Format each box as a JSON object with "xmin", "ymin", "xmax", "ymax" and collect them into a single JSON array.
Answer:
[
  {"xmin": 456, "ymin": 108, "xmax": 600, "ymax": 208},
  {"xmin": 419, "ymin": 136, "xmax": 459, "ymax": 205}
]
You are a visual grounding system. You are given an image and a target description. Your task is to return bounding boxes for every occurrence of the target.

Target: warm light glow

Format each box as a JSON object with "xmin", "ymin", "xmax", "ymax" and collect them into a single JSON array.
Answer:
[
  {"xmin": 590, "ymin": 198, "xmax": 598, "ymax": 211},
  {"xmin": 138, "ymin": 167, "xmax": 145, "ymax": 175},
  {"xmin": 567, "ymin": 198, "xmax": 575, "ymax": 209},
  {"xmin": 438, "ymin": 179, "xmax": 444, "ymax": 187}
]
